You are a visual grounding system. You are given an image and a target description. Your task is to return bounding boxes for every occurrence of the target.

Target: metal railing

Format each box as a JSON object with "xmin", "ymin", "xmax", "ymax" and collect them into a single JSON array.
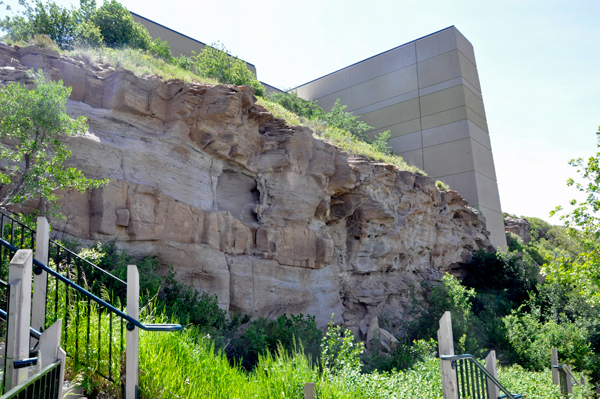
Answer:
[
  {"xmin": 0, "ymin": 211, "xmax": 181, "ymax": 388},
  {"xmin": 553, "ymin": 364, "xmax": 581, "ymax": 396},
  {"xmin": 440, "ymin": 354, "xmax": 523, "ymax": 399},
  {"xmin": 0, "ymin": 361, "xmax": 62, "ymax": 399}
]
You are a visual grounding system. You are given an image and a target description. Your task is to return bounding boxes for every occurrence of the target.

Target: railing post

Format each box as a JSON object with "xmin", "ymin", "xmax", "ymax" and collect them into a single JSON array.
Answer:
[
  {"xmin": 304, "ymin": 383, "xmax": 316, "ymax": 399},
  {"xmin": 37, "ymin": 319, "xmax": 65, "ymax": 398},
  {"xmin": 31, "ymin": 216, "xmax": 49, "ymax": 339},
  {"xmin": 6, "ymin": 249, "xmax": 33, "ymax": 390},
  {"xmin": 566, "ymin": 365, "xmax": 574, "ymax": 394},
  {"xmin": 438, "ymin": 311, "xmax": 459, "ymax": 399},
  {"xmin": 485, "ymin": 350, "xmax": 500, "ymax": 399},
  {"xmin": 126, "ymin": 264, "xmax": 140, "ymax": 399},
  {"xmin": 551, "ymin": 347, "xmax": 559, "ymax": 385}
]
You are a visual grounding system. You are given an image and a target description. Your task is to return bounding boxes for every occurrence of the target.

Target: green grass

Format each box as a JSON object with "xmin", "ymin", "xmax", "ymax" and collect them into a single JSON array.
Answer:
[
  {"xmin": 63, "ymin": 46, "xmax": 219, "ymax": 84},
  {"xmin": 137, "ymin": 323, "xmax": 587, "ymax": 399}
]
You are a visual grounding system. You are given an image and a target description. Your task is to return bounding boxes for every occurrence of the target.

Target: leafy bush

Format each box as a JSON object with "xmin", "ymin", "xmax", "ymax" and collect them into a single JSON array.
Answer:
[
  {"xmin": 1, "ymin": 0, "xmax": 156, "ymax": 51},
  {"xmin": 267, "ymin": 91, "xmax": 324, "ymax": 119},
  {"xmin": 192, "ymin": 41, "xmax": 265, "ymax": 96},
  {"xmin": 89, "ymin": 0, "xmax": 151, "ymax": 49},
  {"xmin": 503, "ymin": 305, "xmax": 592, "ymax": 372}
]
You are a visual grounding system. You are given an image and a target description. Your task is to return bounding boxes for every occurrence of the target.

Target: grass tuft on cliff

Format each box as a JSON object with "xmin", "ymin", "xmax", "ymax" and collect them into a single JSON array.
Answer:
[
  {"xmin": 258, "ymin": 97, "xmax": 427, "ymax": 175},
  {"xmin": 64, "ymin": 46, "xmax": 220, "ymax": 84}
]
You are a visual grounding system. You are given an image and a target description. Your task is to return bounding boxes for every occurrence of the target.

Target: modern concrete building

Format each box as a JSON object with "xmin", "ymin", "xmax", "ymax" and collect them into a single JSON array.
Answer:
[
  {"xmin": 131, "ymin": 14, "xmax": 506, "ymax": 248},
  {"xmin": 294, "ymin": 27, "xmax": 506, "ymax": 248}
]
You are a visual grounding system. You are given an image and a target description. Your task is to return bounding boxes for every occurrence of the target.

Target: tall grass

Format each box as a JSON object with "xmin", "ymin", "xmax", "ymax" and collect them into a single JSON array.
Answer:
[
  {"xmin": 136, "ymin": 323, "xmax": 583, "ymax": 399},
  {"xmin": 63, "ymin": 46, "xmax": 219, "ymax": 84}
]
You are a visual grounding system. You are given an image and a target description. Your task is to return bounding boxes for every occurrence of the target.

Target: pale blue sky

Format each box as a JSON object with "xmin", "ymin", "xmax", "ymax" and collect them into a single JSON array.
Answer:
[{"xmin": 3, "ymin": 0, "xmax": 600, "ymax": 222}]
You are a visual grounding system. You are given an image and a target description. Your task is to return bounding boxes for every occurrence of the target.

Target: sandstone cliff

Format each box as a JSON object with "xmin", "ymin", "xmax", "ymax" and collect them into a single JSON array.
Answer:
[{"xmin": 0, "ymin": 44, "xmax": 492, "ymax": 329}]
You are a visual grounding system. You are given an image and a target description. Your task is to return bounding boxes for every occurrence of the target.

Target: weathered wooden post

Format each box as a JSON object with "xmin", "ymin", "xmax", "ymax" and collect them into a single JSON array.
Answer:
[
  {"xmin": 565, "ymin": 365, "xmax": 574, "ymax": 394},
  {"xmin": 126, "ymin": 264, "xmax": 140, "ymax": 399},
  {"xmin": 551, "ymin": 347, "xmax": 559, "ymax": 385},
  {"xmin": 485, "ymin": 350, "xmax": 499, "ymax": 399},
  {"xmin": 31, "ymin": 216, "xmax": 50, "ymax": 338},
  {"xmin": 6, "ymin": 249, "xmax": 33, "ymax": 390},
  {"xmin": 304, "ymin": 382, "xmax": 316, "ymax": 399},
  {"xmin": 438, "ymin": 311, "xmax": 458, "ymax": 399}
]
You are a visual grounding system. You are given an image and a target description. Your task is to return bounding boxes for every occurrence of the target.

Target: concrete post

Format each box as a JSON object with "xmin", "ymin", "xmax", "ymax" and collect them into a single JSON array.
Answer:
[
  {"xmin": 438, "ymin": 311, "xmax": 458, "ymax": 399},
  {"xmin": 126, "ymin": 264, "xmax": 140, "ymax": 399},
  {"xmin": 551, "ymin": 347, "xmax": 559, "ymax": 385},
  {"xmin": 303, "ymin": 383, "xmax": 316, "ymax": 399},
  {"xmin": 485, "ymin": 350, "xmax": 499, "ymax": 399},
  {"xmin": 31, "ymin": 216, "xmax": 50, "ymax": 337},
  {"xmin": 6, "ymin": 249, "xmax": 33, "ymax": 390}
]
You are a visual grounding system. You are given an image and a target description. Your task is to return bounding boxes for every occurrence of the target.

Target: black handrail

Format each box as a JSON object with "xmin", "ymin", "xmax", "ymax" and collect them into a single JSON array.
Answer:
[
  {"xmin": 0, "ymin": 238, "xmax": 181, "ymax": 332},
  {"xmin": 440, "ymin": 354, "xmax": 523, "ymax": 399}
]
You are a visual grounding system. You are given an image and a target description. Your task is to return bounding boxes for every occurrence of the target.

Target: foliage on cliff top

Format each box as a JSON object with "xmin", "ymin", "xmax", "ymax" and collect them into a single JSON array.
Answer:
[{"xmin": 258, "ymin": 97, "xmax": 430, "ymax": 176}]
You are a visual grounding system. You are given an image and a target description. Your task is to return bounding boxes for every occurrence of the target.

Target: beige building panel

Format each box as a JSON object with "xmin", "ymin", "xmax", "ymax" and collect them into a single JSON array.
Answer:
[
  {"xmin": 421, "ymin": 106, "xmax": 468, "ymax": 131},
  {"xmin": 313, "ymin": 88, "xmax": 353, "ymax": 113},
  {"xmin": 416, "ymin": 28, "xmax": 458, "ymax": 62},
  {"xmin": 388, "ymin": 131, "xmax": 422, "ymax": 152},
  {"xmin": 386, "ymin": 65, "xmax": 419, "ymax": 98},
  {"xmin": 474, "ymin": 172, "xmax": 502, "ymax": 212},
  {"xmin": 367, "ymin": 118, "xmax": 422, "ymax": 140},
  {"xmin": 417, "ymin": 50, "xmax": 462, "ymax": 89},
  {"xmin": 358, "ymin": 98, "xmax": 420, "ymax": 129},
  {"xmin": 419, "ymin": 85, "xmax": 466, "ymax": 117},
  {"xmin": 465, "ymin": 107, "xmax": 489, "ymax": 133},
  {"xmin": 422, "ymin": 120, "xmax": 470, "ymax": 147},
  {"xmin": 397, "ymin": 148, "xmax": 424, "ymax": 170},
  {"xmin": 455, "ymin": 29, "xmax": 477, "ymax": 67},
  {"xmin": 299, "ymin": 68, "xmax": 351, "ymax": 100},
  {"xmin": 349, "ymin": 46, "xmax": 405, "ymax": 86},
  {"xmin": 471, "ymin": 139, "xmax": 497, "ymax": 181},
  {"xmin": 468, "ymin": 120, "xmax": 491, "ymax": 149},
  {"xmin": 351, "ymin": 75, "xmax": 389, "ymax": 110},
  {"xmin": 464, "ymin": 86, "xmax": 486, "ymax": 120},
  {"xmin": 353, "ymin": 90, "xmax": 419, "ymax": 115},
  {"xmin": 477, "ymin": 206, "xmax": 507, "ymax": 248},
  {"xmin": 423, "ymin": 138, "xmax": 475, "ymax": 178},
  {"xmin": 436, "ymin": 170, "xmax": 479, "ymax": 207},
  {"xmin": 401, "ymin": 42, "xmax": 417, "ymax": 67},
  {"xmin": 458, "ymin": 52, "xmax": 481, "ymax": 93}
]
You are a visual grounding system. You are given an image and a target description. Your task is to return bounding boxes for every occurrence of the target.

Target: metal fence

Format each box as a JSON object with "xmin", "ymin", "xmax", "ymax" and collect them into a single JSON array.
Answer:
[
  {"xmin": 0, "ymin": 362, "xmax": 62, "ymax": 399},
  {"xmin": 44, "ymin": 239, "xmax": 127, "ymax": 384}
]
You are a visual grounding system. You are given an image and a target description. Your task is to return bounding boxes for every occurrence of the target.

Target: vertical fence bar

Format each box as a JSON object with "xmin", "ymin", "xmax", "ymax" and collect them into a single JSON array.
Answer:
[
  {"xmin": 32, "ymin": 216, "xmax": 49, "ymax": 338},
  {"xmin": 126, "ymin": 264, "xmax": 140, "ymax": 399},
  {"xmin": 438, "ymin": 311, "xmax": 459, "ymax": 399},
  {"xmin": 6, "ymin": 249, "xmax": 33, "ymax": 391}
]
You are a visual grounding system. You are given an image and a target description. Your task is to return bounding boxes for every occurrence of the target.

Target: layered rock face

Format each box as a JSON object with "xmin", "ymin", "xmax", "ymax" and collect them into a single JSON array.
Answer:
[
  {"xmin": 504, "ymin": 214, "xmax": 531, "ymax": 244},
  {"xmin": 0, "ymin": 44, "xmax": 492, "ymax": 328}
]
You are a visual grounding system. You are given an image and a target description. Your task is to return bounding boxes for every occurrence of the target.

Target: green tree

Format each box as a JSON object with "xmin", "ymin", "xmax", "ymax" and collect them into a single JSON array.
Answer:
[
  {"xmin": 549, "ymin": 127, "xmax": 600, "ymax": 304},
  {"xmin": 0, "ymin": 71, "xmax": 107, "ymax": 213},
  {"xmin": 89, "ymin": 0, "xmax": 151, "ymax": 49},
  {"xmin": 193, "ymin": 42, "xmax": 265, "ymax": 96}
]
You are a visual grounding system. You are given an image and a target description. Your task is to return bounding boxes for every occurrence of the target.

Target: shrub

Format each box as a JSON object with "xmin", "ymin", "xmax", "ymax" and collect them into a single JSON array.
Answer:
[
  {"xmin": 267, "ymin": 91, "xmax": 324, "ymax": 119},
  {"xmin": 73, "ymin": 20, "xmax": 103, "ymax": 48},
  {"xmin": 90, "ymin": 0, "xmax": 151, "ymax": 49},
  {"xmin": 320, "ymin": 99, "xmax": 371, "ymax": 141},
  {"xmin": 192, "ymin": 41, "xmax": 265, "ymax": 96},
  {"xmin": 503, "ymin": 305, "xmax": 592, "ymax": 371}
]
